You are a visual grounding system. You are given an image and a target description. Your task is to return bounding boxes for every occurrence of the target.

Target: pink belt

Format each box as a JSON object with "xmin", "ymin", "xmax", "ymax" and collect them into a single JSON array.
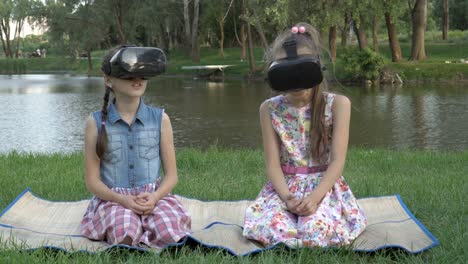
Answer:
[{"xmin": 281, "ymin": 165, "xmax": 328, "ymax": 174}]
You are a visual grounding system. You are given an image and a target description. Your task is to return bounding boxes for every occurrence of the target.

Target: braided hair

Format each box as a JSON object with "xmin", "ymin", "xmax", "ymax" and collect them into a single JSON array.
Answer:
[
  {"xmin": 95, "ymin": 46, "xmax": 123, "ymax": 158},
  {"xmin": 96, "ymin": 85, "xmax": 112, "ymax": 158}
]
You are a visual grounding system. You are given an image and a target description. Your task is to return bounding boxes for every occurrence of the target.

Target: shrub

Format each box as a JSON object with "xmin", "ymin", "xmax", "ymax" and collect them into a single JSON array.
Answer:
[
  {"xmin": 0, "ymin": 59, "xmax": 27, "ymax": 74},
  {"xmin": 340, "ymin": 48, "xmax": 385, "ymax": 81}
]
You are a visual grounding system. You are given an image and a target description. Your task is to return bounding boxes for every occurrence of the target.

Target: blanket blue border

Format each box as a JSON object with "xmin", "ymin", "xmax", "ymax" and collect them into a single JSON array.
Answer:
[{"xmin": 0, "ymin": 188, "xmax": 439, "ymax": 255}]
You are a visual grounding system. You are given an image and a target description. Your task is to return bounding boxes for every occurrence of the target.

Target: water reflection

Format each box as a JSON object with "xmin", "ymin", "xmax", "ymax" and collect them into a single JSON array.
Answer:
[
  {"xmin": 0, "ymin": 74, "xmax": 101, "ymax": 94},
  {"xmin": 344, "ymin": 84, "xmax": 468, "ymax": 150},
  {"xmin": 145, "ymin": 78, "xmax": 268, "ymax": 148},
  {"xmin": 0, "ymin": 74, "xmax": 466, "ymax": 153}
]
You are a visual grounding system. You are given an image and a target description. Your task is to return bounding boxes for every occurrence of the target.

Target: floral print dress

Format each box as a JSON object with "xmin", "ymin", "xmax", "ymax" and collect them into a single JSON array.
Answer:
[{"xmin": 243, "ymin": 93, "xmax": 367, "ymax": 248}]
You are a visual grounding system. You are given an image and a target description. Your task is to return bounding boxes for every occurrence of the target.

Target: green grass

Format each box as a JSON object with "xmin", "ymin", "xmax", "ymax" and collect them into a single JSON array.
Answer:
[
  {"xmin": 2, "ymin": 39, "xmax": 468, "ymax": 81},
  {"xmin": 377, "ymin": 42, "xmax": 468, "ymax": 81},
  {"xmin": 383, "ymin": 62, "xmax": 467, "ymax": 81},
  {"xmin": 164, "ymin": 47, "xmax": 266, "ymax": 76},
  {"xmin": 378, "ymin": 42, "xmax": 468, "ymax": 63},
  {"xmin": 2, "ymin": 47, "xmax": 264, "ymax": 77},
  {"xmin": 0, "ymin": 56, "xmax": 102, "ymax": 76},
  {"xmin": 330, "ymin": 42, "xmax": 468, "ymax": 82},
  {"xmin": 0, "ymin": 59, "xmax": 27, "ymax": 74},
  {"xmin": 0, "ymin": 148, "xmax": 466, "ymax": 263}
]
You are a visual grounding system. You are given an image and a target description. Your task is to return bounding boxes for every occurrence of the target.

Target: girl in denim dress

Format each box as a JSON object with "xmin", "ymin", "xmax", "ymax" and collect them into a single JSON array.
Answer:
[
  {"xmin": 80, "ymin": 46, "xmax": 191, "ymax": 248},
  {"xmin": 243, "ymin": 23, "xmax": 367, "ymax": 248}
]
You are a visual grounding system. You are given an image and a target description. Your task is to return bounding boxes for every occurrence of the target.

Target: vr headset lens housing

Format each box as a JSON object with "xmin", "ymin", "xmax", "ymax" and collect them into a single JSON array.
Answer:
[
  {"xmin": 108, "ymin": 47, "xmax": 166, "ymax": 79},
  {"xmin": 266, "ymin": 36, "xmax": 323, "ymax": 92},
  {"xmin": 267, "ymin": 55, "xmax": 323, "ymax": 92}
]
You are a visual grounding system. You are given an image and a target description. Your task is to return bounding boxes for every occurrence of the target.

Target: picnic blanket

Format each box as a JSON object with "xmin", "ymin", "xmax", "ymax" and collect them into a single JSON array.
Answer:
[{"xmin": 0, "ymin": 188, "xmax": 438, "ymax": 255}]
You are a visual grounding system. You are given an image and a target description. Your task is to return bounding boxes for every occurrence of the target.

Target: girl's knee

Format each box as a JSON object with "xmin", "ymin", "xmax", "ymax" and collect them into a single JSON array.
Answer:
[
  {"xmin": 159, "ymin": 229, "xmax": 180, "ymax": 244},
  {"xmin": 113, "ymin": 209, "xmax": 140, "ymax": 226},
  {"xmin": 106, "ymin": 209, "xmax": 142, "ymax": 244},
  {"xmin": 262, "ymin": 213, "xmax": 297, "ymax": 238},
  {"xmin": 299, "ymin": 218, "xmax": 331, "ymax": 235}
]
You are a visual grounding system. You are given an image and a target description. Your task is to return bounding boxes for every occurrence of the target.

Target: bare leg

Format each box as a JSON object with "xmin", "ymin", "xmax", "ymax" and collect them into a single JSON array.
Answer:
[{"xmin": 120, "ymin": 236, "xmax": 133, "ymax": 246}]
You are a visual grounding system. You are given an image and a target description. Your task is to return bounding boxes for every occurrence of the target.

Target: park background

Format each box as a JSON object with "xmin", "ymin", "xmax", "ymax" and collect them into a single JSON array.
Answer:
[
  {"xmin": 0, "ymin": 0, "xmax": 467, "ymax": 81},
  {"xmin": 0, "ymin": 0, "xmax": 467, "ymax": 263}
]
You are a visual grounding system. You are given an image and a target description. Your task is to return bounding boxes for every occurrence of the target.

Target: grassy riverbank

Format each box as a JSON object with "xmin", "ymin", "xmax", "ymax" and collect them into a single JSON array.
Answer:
[
  {"xmin": 1, "ymin": 41, "xmax": 467, "ymax": 82},
  {"xmin": 0, "ymin": 148, "xmax": 466, "ymax": 263}
]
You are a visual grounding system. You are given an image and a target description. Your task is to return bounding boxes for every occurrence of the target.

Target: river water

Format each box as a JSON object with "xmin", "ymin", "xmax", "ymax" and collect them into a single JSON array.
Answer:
[{"xmin": 0, "ymin": 74, "xmax": 466, "ymax": 153}]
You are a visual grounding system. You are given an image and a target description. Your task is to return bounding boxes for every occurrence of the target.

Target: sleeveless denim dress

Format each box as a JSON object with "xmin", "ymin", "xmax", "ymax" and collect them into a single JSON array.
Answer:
[{"xmin": 80, "ymin": 99, "xmax": 191, "ymax": 248}]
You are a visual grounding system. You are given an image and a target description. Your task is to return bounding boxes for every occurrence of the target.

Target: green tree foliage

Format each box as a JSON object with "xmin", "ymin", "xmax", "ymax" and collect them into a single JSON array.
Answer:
[
  {"xmin": 433, "ymin": 0, "xmax": 468, "ymax": 30},
  {"xmin": 45, "ymin": 1, "xmax": 105, "ymax": 51},
  {"xmin": 136, "ymin": 0, "xmax": 182, "ymax": 50},
  {"xmin": 0, "ymin": 0, "xmax": 41, "ymax": 57},
  {"xmin": 450, "ymin": 0, "xmax": 468, "ymax": 30},
  {"xmin": 202, "ymin": 0, "xmax": 234, "ymax": 45},
  {"xmin": 341, "ymin": 47, "xmax": 385, "ymax": 81},
  {"xmin": 2, "ymin": 0, "xmax": 467, "ymax": 64}
]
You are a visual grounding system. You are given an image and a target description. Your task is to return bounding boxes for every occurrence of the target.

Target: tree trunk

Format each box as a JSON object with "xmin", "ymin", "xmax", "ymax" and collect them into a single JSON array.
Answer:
[
  {"xmin": 158, "ymin": 21, "xmax": 170, "ymax": 52},
  {"xmin": 385, "ymin": 12, "xmax": 402, "ymax": 62},
  {"xmin": 341, "ymin": 12, "xmax": 350, "ymax": 46},
  {"xmin": 409, "ymin": 0, "xmax": 427, "ymax": 61},
  {"xmin": 87, "ymin": 50, "xmax": 93, "ymax": 77},
  {"xmin": 372, "ymin": 15, "xmax": 379, "ymax": 53},
  {"xmin": 234, "ymin": 0, "xmax": 247, "ymax": 61},
  {"xmin": 183, "ymin": 0, "xmax": 191, "ymax": 59},
  {"xmin": 251, "ymin": 9, "xmax": 269, "ymax": 50},
  {"xmin": 165, "ymin": 18, "xmax": 174, "ymax": 49},
  {"xmin": 114, "ymin": 3, "xmax": 127, "ymax": 44},
  {"xmin": 247, "ymin": 22, "xmax": 256, "ymax": 74},
  {"xmin": 240, "ymin": 23, "xmax": 247, "ymax": 61},
  {"xmin": 0, "ymin": 20, "xmax": 12, "ymax": 57},
  {"xmin": 442, "ymin": 0, "xmax": 449, "ymax": 40},
  {"xmin": 14, "ymin": 19, "xmax": 24, "ymax": 58},
  {"xmin": 0, "ymin": 31, "xmax": 7, "ymax": 57},
  {"xmin": 219, "ymin": 0, "xmax": 235, "ymax": 58},
  {"xmin": 219, "ymin": 16, "xmax": 225, "ymax": 58},
  {"xmin": 233, "ymin": 17, "xmax": 246, "ymax": 61},
  {"xmin": 353, "ymin": 17, "xmax": 368, "ymax": 50},
  {"xmin": 191, "ymin": 0, "xmax": 200, "ymax": 62},
  {"xmin": 328, "ymin": 26, "xmax": 337, "ymax": 62}
]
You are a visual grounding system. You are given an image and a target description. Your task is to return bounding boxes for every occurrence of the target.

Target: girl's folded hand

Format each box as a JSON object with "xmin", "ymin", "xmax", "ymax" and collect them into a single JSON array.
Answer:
[
  {"xmin": 296, "ymin": 195, "xmax": 319, "ymax": 216},
  {"xmin": 136, "ymin": 192, "xmax": 160, "ymax": 214},
  {"xmin": 120, "ymin": 195, "xmax": 146, "ymax": 215},
  {"xmin": 285, "ymin": 193, "xmax": 302, "ymax": 214}
]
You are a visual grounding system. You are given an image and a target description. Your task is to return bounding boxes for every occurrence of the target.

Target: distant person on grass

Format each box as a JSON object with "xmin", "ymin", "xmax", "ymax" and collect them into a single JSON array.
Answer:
[
  {"xmin": 243, "ymin": 23, "xmax": 367, "ymax": 247},
  {"xmin": 80, "ymin": 45, "xmax": 191, "ymax": 248}
]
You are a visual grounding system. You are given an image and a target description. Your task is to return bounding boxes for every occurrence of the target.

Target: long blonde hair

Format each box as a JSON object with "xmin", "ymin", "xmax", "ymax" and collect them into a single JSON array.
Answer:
[{"xmin": 267, "ymin": 22, "xmax": 330, "ymax": 163}]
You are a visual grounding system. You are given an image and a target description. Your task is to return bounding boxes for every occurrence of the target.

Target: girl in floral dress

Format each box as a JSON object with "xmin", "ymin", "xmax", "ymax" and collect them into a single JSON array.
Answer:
[{"xmin": 243, "ymin": 23, "xmax": 367, "ymax": 248}]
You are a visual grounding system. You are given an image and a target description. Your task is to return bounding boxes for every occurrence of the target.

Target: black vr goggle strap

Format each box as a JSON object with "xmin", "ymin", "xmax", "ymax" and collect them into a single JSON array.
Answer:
[
  {"xmin": 282, "ymin": 36, "xmax": 298, "ymax": 60},
  {"xmin": 265, "ymin": 36, "xmax": 300, "ymax": 86},
  {"xmin": 281, "ymin": 36, "xmax": 324, "ymax": 69}
]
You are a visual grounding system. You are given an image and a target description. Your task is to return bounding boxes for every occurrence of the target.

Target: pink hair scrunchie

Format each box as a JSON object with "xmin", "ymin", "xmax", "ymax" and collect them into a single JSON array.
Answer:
[{"xmin": 291, "ymin": 26, "xmax": 306, "ymax": 34}]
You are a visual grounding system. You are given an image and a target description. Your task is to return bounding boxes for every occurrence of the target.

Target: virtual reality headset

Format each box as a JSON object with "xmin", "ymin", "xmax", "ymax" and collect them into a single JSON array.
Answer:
[
  {"xmin": 102, "ymin": 45, "xmax": 166, "ymax": 79},
  {"xmin": 266, "ymin": 37, "xmax": 323, "ymax": 92}
]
